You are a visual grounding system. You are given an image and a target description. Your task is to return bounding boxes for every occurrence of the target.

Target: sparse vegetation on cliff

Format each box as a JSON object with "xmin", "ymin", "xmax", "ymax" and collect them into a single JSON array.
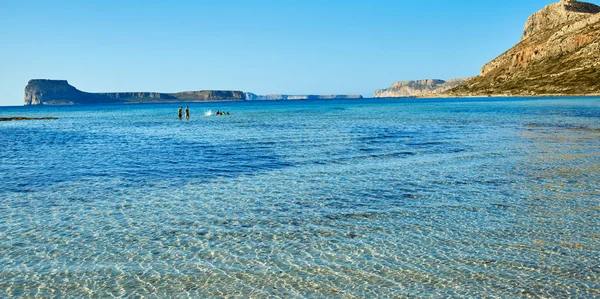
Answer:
[{"xmin": 444, "ymin": 0, "xmax": 600, "ymax": 97}]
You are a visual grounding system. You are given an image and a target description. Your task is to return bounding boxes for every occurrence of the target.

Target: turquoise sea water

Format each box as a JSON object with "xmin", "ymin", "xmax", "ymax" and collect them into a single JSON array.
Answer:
[{"xmin": 1, "ymin": 98, "xmax": 599, "ymax": 298}]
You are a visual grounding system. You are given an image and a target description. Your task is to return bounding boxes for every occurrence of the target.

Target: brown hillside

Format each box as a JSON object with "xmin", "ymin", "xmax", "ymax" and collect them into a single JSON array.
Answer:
[{"xmin": 446, "ymin": 0, "xmax": 600, "ymax": 96}]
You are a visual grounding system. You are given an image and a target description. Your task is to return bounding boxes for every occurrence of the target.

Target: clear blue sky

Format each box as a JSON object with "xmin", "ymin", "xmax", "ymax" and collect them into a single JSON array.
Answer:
[{"xmin": 0, "ymin": 0, "xmax": 592, "ymax": 106}]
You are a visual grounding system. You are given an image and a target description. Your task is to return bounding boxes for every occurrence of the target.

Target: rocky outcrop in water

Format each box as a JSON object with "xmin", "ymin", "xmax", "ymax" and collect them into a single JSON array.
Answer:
[
  {"xmin": 24, "ymin": 80, "xmax": 246, "ymax": 105},
  {"xmin": 0, "ymin": 117, "xmax": 58, "ymax": 121},
  {"xmin": 446, "ymin": 0, "xmax": 600, "ymax": 96},
  {"xmin": 374, "ymin": 78, "xmax": 471, "ymax": 98},
  {"xmin": 244, "ymin": 93, "xmax": 363, "ymax": 101}
]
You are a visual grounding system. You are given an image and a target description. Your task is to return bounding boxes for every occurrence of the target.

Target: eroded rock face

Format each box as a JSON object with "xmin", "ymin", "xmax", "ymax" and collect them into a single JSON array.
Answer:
[
  {"xmin": 522, "ymin": 0, "xmax": 600, "ymax": 41},
  {"xmin": 447, "ymin": 0, "xmax": 600, "ymax": 96},
  {"xmin": 374, "ymin": 78, "xmax": 471, "ymax": 98},
  {"xmin": 480, "ymin": 1, "xmax": 600, "ymax": 78}
]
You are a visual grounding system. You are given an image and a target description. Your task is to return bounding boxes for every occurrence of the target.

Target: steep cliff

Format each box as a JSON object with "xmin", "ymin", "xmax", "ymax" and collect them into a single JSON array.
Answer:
[
  {"xmin": 24, "ymin": 80, "xmax": 246, "ymax": 105},
  {"xmin": 447, "ymin": 0, "xmax": 600, "ymax": 96},
  {"xmin": 374, "ymin": 78, "xmax": 471, "ymax": 98}
]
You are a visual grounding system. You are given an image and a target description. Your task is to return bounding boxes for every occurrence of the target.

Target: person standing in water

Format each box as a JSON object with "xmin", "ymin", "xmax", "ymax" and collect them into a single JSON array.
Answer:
[
  {"xmin": 185, "ymin": 106, "xmax": 190, "ymax": 119},
  {"xmin": 178, "ymin": 107, "xmax": 183, "ymax": 119}
]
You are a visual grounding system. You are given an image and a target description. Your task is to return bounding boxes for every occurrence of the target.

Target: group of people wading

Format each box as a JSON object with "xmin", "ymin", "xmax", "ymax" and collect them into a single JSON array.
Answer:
[{"xmin": 178, "ymin": 106, "xmax": 230, "ymax": 119}]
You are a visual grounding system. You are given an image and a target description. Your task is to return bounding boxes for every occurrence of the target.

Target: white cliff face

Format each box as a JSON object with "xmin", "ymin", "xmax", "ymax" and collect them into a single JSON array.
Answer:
[
  {"xmin": 24, "ymin": 89, "xmax": 42, "ymax": 105},
  {"xmin": 374, "ymin": 78, "xmax": 472, "ymax": 98}
]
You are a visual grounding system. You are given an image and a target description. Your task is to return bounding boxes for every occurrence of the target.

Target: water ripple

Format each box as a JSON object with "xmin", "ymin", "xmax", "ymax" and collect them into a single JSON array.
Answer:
[{"xmin": 1, "ymin": 99, "xmax": 599, "ymax": 297}]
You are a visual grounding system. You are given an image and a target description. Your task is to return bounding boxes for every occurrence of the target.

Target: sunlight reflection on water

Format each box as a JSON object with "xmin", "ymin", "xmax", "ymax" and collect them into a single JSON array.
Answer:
[{"xmin": 0, "ymin": 98, "xmax": 599, "ymax": 297}]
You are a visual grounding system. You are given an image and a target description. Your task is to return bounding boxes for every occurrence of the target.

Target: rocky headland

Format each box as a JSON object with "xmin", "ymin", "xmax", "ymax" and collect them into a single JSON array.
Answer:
[
  {"xmin": 24, "ymin": 80, "xmax": 118, "ymax": 105},
  {"xmin": 374, "ymin": 78, "xmax": 471, "ymax": 98},
  {"xmin": 444, "ymin": 0, "xmax": 600, "ymax": 96},
  {"xmin": 24, "ymin": 80, "xmax": 247, "ymax": 105}
]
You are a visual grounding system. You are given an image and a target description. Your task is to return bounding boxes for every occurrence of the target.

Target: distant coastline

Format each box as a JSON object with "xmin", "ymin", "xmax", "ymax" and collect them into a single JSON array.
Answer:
[{"xmin": 23, "ymin": 79, "xmax": 363, "ymax": 106}]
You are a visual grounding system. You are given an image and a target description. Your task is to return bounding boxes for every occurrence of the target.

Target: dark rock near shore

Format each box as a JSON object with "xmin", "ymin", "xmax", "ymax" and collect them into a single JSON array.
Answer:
[{"xmin": 0, "ymin": 117, "xmax": 58, "ymax": 121}]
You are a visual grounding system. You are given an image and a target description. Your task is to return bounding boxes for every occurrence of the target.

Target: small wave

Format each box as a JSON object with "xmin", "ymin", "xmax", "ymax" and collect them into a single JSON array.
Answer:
[{"xmin": 204, "ymin": 110, "xmax": 213, "ymax": 116}]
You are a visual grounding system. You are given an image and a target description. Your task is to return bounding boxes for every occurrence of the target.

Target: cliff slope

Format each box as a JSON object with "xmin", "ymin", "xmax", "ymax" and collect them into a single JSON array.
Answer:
[
  {"xmin": 447, "ymin": 0, "xmax": 600, "ymax": 96},
  {"xmin": 374, "ymin": 78, "xmax": 471, "ymax": 98}
]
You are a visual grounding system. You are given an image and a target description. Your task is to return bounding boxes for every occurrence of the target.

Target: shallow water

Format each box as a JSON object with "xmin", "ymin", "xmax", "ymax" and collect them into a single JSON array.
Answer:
[{"xmin": 1, "ymin": 98, "xmax": 599, "ymax": 298}]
